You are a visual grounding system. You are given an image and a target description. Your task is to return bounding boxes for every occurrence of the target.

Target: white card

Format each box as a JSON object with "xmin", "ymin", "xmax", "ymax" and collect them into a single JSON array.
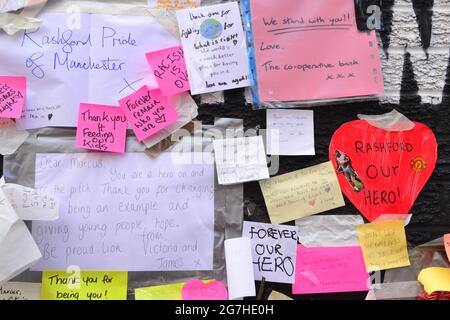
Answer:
[
  {"xmin": 242, "ymin": 221, "xmax": 298, "ymax": 284},
  {"xmin": 176, "ymin": 2, "xmax": 250, "ymax": 95},
  {"xmin": 213, "ymin": 136, "xmax": 269, "ymax": 185},
  {"xmin": 224, "ymin": 237, "xmax": 256, "ymax": 300},
  {"xmin": 266, "ymin": 109, "xmax": 315, "ymax": 156}
]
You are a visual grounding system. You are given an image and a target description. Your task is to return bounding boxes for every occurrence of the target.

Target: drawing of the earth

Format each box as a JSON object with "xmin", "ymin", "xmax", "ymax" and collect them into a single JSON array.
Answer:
[{"xmin": 200, "ymin": 19, "xmax": 223, "ymax": 39}]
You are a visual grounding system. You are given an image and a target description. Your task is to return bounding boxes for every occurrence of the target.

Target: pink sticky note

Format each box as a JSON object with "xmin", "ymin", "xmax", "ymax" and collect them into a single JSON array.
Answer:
[
  {"xmin": 292, "ymin": 245, "xmax": 370, "ymax": 294},
  {"xmin": 146, "ymin": 46, "xmax": 190, "ymax": 97},
  {"xmin": 251, "ymin": 0, "xmax": 384, "ymax": 102},
  {"xmin": 76, "ymin": 103, "xmax": 127, "ymax": 153},
  {"xmin": 0, "ymin": 76, "xmax": 26, "ymax": 119},
  {"xmin": 182, "ymin": 279, "xmax": 228, "ymax": 300},
  {"xmin": 118, "ymin": 86, "xmax": 179, "ymax": 141},
  {"xmin": 445, "ymin": 234, "xmax": 450, "ymax": 263}
]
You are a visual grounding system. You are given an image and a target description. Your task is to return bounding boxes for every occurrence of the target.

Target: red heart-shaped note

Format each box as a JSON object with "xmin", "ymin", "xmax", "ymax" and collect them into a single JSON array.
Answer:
[
  {"xmin": 182, "ymin": 279, "xmax": 228, "ymax": 300},
  {"xmin": 329, "ymin": 120, "xmax": 437, "ymax": 222}
]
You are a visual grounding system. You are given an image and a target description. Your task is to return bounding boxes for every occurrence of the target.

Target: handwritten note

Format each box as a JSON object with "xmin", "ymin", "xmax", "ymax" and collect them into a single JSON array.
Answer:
[
  {"xmin": 357, "ymin": 220, "xmax": 411, "ymax": 272},
  {"xmin": 76, "ymin": 103, "xmax": 127, "ymax": 153},
  {"xmin": 146, "ymin": 46, "xmax": 190, "ymax": 97},
  {"xmin": 148, "ymin": 0, "xmax": 200, "ymax": 9},
  {"xmin": 135, "ymin": 282, "xmax": 184, "ymax": 300},
  {"xmin": 250, "ymin": 0, "xmax": 384, "ymax": 102},
  {"xmin": 445, "ymin": 234, "xmax": 450, "ymax": 263},
  {"xmin": 0, "ymin": 282, "xmax": 41, "ymax": 300},
  {"xmin": 0, "ymin": 76, "xmax": 26, "ymax": 119},
  {"xmin": 259, "ymin": 161, "xmax": 345, "ymax": 224},
  {"xmin": 0, "ymin": 13, "xmax": 179, "ymax": 129},
  {"xmin": 41, "ymin": 270, "xmax": 127, "ymax": 300},
  {"xmin": 182, "ymin": 279, "xmax": 228, "ymax": 300},
  {"xmin": 292, "ymin": 245, "xmax": 370, "ymax": 294},
  {"xmin": 32, "ymin": 153, "xmax": 214, "ymax": 271},
  {"xmin": 118, "ymin": 86, "xmax": 179, "ymax": 141},
  {"xmin": 213, "ymin": 136, "xmax": 269, "ymax": 185},
  {"xmin": 176, "ymin": 2, "xmax": 250, "ymax": 94},
  {"xmin": 266, "ymin": 109, "xmax": 315, "ymax": 156},
  {"xmin": 2, "ymin": 183, "xmax": 59, "ymax": 221},
  {"xmin": 242, "ymin": 221, "xmax": 298, "ymax": 284},
  {"xmin": 418, "ymin": 267, "xmax": 450, "ymax": 294}
]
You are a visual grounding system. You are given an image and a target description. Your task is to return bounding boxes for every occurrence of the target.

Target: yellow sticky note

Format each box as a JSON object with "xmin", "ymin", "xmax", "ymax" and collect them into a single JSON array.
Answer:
[
  {"xmin": 357, "ymin": 220, "xmax": 411, "ymax": 272},
  {"xmin": 41, "ymin": 270, "xmax": 128, "ymax": 300},
  {"xmin": 135, "ymin": 282, "xmax": 184, "ymax": 300},
  {"xmin": 418, "ymin": 268, "xmax": 450, "ymax": 294},
  {"xmin": 259, "ymin": 161, "xmax": 345, "ymax": 224}
]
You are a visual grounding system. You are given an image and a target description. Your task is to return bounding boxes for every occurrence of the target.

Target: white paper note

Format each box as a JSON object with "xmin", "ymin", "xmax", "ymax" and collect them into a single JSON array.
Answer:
[
  {"xmin": 0, "ymin": 282, "xmax": 41, "ymax": 300},
  {"xmin": 0, "ymin": 119, "xmax": 29, "ymax": 155},
  {"xmin": 0, "ymin": 187, "xmax": 19, "ymax": 245},
  {"xmin": 242, "ymin": 221, "xmax": 298, "ymax": 284},
  {"xmin": 2, "ymin": 183, "xmax": 59, "ymax": 221},
  {"xmin": 213, "ymin": 136, "xmax": 269, "ymax": 185},
  {"xmin": 365, "ymin": 281, "xmax": 422, "ymax": 300},
  {"xmin": 0, "ymin": 12, "xmax": 179, "ymax": 129},
  {"xmin": 0, "ymin": 220, "xmax": 42, "ymax": 283},
  {"xmin": 266, "ymin": 109, "xmax": 315, "ymax": 156},
  {"xmin": 176, "ymin": 2, "xmax": 250, "ymax": 95},
  {"xmin": 32, "ymin": 152, "xmax": 215, "ymax": 271},
  {"xmin": 224, "ymin": 237, "xmax": 256, "ymax": 300},
  {"xmin": 295, "ymin": 215, "xmax": 364, "ymax": 247}
]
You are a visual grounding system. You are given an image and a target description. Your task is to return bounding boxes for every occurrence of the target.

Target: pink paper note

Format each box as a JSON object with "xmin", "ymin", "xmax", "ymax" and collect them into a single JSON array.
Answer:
[
  {"xmin": 182, "ymin": 279, "xmax": 228, "ymax": 300},
  {"xmin": 445, "ymin": 234, "xmax": 450, "ymax": 263},
  {"xmin": 146, "ymin": 46, "xmax": 190, "ymax": 97},
  {"xmin": 76, "ymin": 103, "xmax": 127, "ymax": 153},
  {"xmin": 292, "ymin": 245, "xmax": 370, "ymax": 294},
  {"xmin": 118, "ymin": 86, "xmax": 179, "ymax": 141},
  {"xmin": 251, "ymin": 0, "xmax": 384, "ymax": 102},
  {"xmin": 0, "ymin": 76, "xmax": 26, "ymax": 119}
]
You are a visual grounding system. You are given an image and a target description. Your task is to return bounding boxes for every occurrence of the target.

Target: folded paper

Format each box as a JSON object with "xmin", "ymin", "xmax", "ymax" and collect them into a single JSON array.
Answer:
[
  {"xmin": 357, "ymin": 220, "xmax": 411, "ymax": 272},
  {"xmin": 76, "ymin": 103, "xmax": 127, "ymax": 153},
  {"xmin": 259, "ymin": 161, "xmax": 345, "ymax": 224},
  {"xmin": 41, "ymin": 270, "xmax": 128, "ymax": 300},
  {"xmin": 0, "ymin": 119, "xmax": 29, "ymax": 155}
]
